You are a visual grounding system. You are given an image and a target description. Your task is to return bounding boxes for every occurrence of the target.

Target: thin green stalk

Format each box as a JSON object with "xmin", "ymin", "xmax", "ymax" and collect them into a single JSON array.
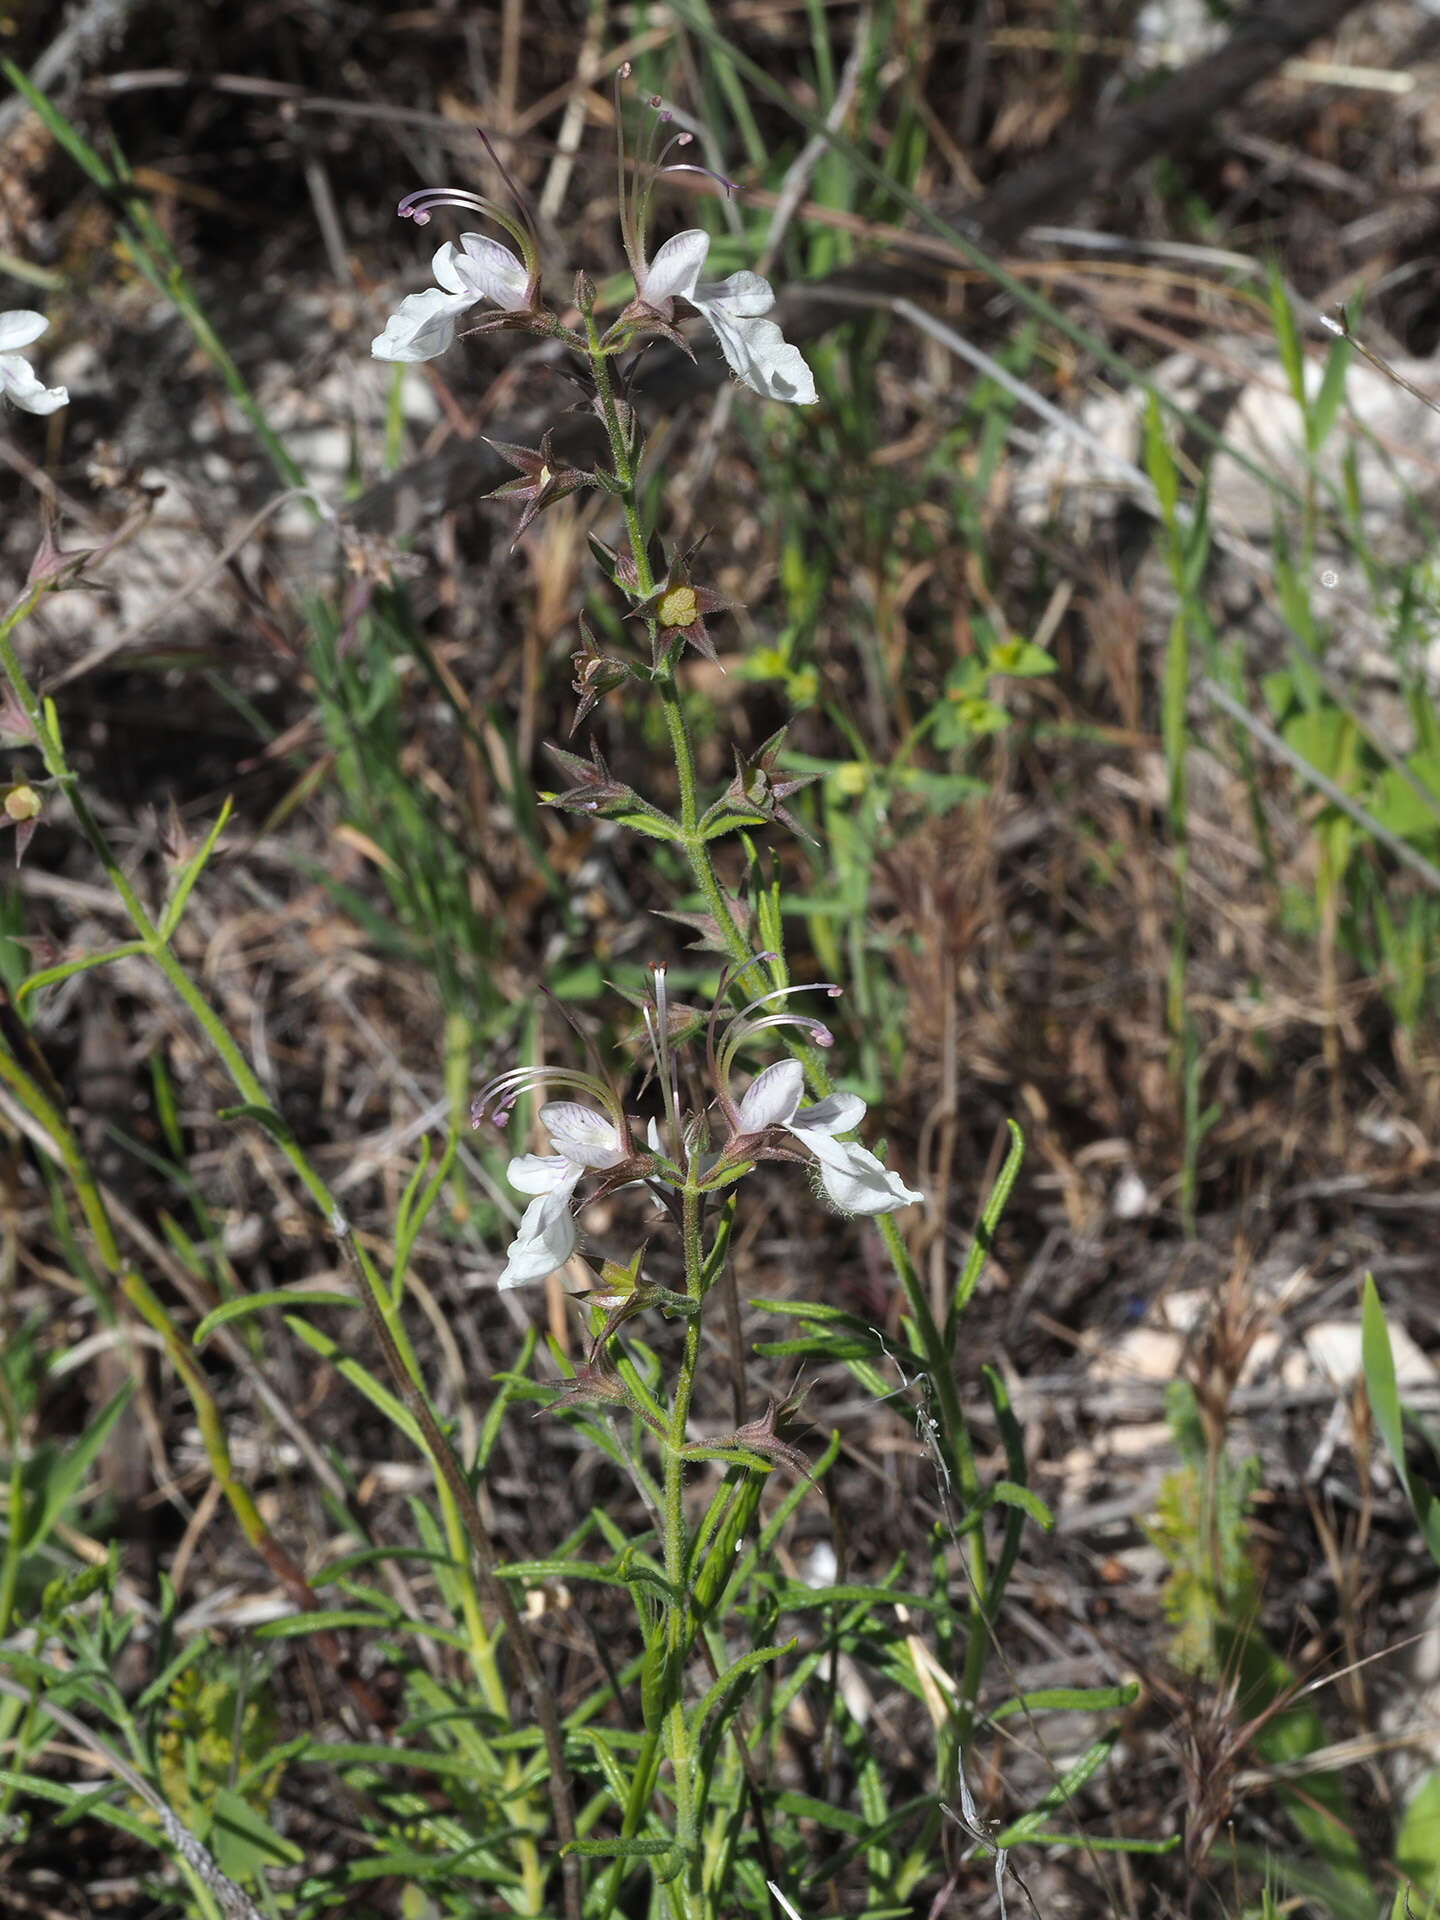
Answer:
[
  {"xmin": 586, "ymin": 340, "xmax": 996, "ymax": 1749},
  {"xmin": 657, "ymin": 1181, "xmax": 708, "ymax": 1917},
  {"xmin": 0, "ymin": 1454, "xmax": 23, "ymax": 1646}
]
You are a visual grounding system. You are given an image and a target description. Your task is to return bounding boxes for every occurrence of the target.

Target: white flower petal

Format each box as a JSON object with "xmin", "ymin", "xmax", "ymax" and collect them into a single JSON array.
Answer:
[
  {"xmin": 0, "ymin": 310, "xmax": 48, "ymax": 352},
  {"xmin": 694, "ymin": 300, "xmax": 817, "ymax": 405},
  {"xmin": 738, "ymin": 1059, "xmax": 805, "ymax": 1132},
  {"xmin": 787, "ymin": 1091, "xmax": 865, "ymax": 1138},
  {"xmin": 507, "ymin": 1152, "xmax": 573, "ymax": 1195},
  {"xmin": 0, "ymin": 351, "xmax": 68, "ymax": 415},
  {"xmin": 439, "ymin": 234, "xmax": 532, "ymax": 310},
  {"xmin": 800, "ymin": 1132, "xmax": 923, "ymax": 1216},
  {"xmin": 640, "ymin": 229, "xmax": 711, "ymax": 307},
  {"xmin": 694, "ymin": 269, "xmax": 775, "ymax": 319},
  {"xmin": 371, "ymin": 285, "xmax": 475, "ymax": 362},
  {"xmin": 497, "ymin": 1182, "xmax": 580, "ymax": 1288},
  {"xmin": 540, "ymin": 1100, "xmax": 625, "ymax": 1169}
]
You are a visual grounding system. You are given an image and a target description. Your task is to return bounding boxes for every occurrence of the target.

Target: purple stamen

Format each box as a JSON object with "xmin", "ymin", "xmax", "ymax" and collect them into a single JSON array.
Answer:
[
  {"xmin": 659, "ymin": 158, "xmax": 736, "ymax": 198},
  {"xmin": 398, "ymin": 186, "xmax": 500, "ymax": 224}
]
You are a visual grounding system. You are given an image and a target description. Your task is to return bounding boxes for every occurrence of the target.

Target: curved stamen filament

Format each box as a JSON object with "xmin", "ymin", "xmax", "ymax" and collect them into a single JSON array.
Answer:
[
  {"xmin": 472, "ymin": 1065, "xmax": 618, "ymax": 1130},
  {"xmin": 397, "ymin": 186, "xmax": 508, "ymax": 227},
  {"xmin": 718, "ymin": 1008, "xmax": 835, "ymax": 1088}
]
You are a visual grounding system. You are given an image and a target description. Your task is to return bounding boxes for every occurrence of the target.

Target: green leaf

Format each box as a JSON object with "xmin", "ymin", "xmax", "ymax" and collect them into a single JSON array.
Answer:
[
  {"xmin": 1363, "ymin": 1274, "xmax": 1440, "ymax": 1568},
  {"xmin": 217, "ymin": 1102, "xmax": 295, "ymax": 1147},
  {"xmin": 1372, "ymin": 753, "xmax": 1440, "ymax": 844},
  {"xmin": 952, "ymin": 1119, "xmax": 1023, "ymax": 1323},
  {"xmin": 1268, "ymin": 261, "xmax": 1307, "ymax": 412},
  {"xmin": 996, "ymin": 1732, "xmax": 1117, "ymax": 1845},
  {"xmin": 772, "ymin": 1789, "xmax": 868, "ymax": 1835},
  {"xmin": 688, "ymin": 1639, "xmax": 796, "ymax": 1740},
  {"xmin": 209, "ymin": 1785, "xmax": 303, "ymax": 1877},
  {"xmin": 253, "ymin": 1609, "xmax": 396, "ymax": 1637},
  {"xmin": 16, "ymin": 942, "xmax": 148, "ymax": 1010},
  {"xmin": 1144, "ymin": 394, "xmax": 1179, "ymax": 528},
  {"xmin": 986, "ymin": 638, "xmax": 1056, "ymax": 679},
  {"xmin": 1309, "ymin": 329, "xmax": 1353, "ymax": 454},
  {"xmin": 1282, "ymin": 706, "xmax": 1358, "ymax": 790},
  {"xmin": 991, "ymin": 1481, "xmax": 1054, "ymax": 1529},
  {"xmin": 1397, "ymin": 1768, "xmax": 1440, "ymax": 1896},
  {"xmin": 194, "ymin": 1289, "xmax": 355, "ymax": 1347},
  {"xmin": 285, "ymin": 1316, "xmax": 425, "ymax": 1451},
  {"xmin": 158, "ymin": 798, "xmax": 233, "ymax": 942},
  {"xmin": 988, "ymin": 1682, "xmax": 1140, "ymax": 1722},
  {"xmin": 562, "ymin": 1835, "xmax": 681, "ymax": 1859},
  {"xmin": 27, "ymin": 1381, "xmax": 134, "ymax": 1553}
]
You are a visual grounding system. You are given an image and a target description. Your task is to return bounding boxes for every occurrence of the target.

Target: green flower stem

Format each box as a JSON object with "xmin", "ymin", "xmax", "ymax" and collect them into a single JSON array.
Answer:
[
  {"xmin": 585, "ymin": 359, "xmax": 994, "ymax": 1748},
  {"xmin": 658, "ymin": 1179, "xmax": 708, "ymax": 1917}
]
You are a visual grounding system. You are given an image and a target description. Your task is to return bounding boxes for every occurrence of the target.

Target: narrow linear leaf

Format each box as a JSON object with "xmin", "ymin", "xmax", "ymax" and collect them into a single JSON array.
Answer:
[{"xmin": 194, "ymin": 1289, "xmax": 355, "ymax": 1346}]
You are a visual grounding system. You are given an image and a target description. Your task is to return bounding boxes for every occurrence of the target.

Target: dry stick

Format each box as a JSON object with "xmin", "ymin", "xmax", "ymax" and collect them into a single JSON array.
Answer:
[
  {"xmin": 537, "ymin": 5, "xmax": 608, "ymax": 222},
  {"xmin": 334, "ymin": 1211, "xmax": 582, "ymax": 1920},
  {"xmin": 0, "ymin": 1675, "xmax": 267, "ymax": 1920},
  {"xmin": 44, "ymin": 485, "xmax": 336, "ymax": 693}
]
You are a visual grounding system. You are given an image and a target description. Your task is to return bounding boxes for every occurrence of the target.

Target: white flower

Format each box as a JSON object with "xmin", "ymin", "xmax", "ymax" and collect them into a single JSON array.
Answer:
[
  {"xmin": 638, "ymin": 230, "xmax": 816, "ymax": 406},
  {"xmin": 0, "ymin": 311, "xmax": 68, "ymax": 415},
  {"xmin": 738, "ymin": 1061, "xmax": 922, "ymax": 1214},
  {"xmin": 497, "ymin": 1100, "xmax": 627, "ymax": 1289},
  {"xmin": 372, "ymin": 233, "xmax": 531, "ymax": 363}
]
